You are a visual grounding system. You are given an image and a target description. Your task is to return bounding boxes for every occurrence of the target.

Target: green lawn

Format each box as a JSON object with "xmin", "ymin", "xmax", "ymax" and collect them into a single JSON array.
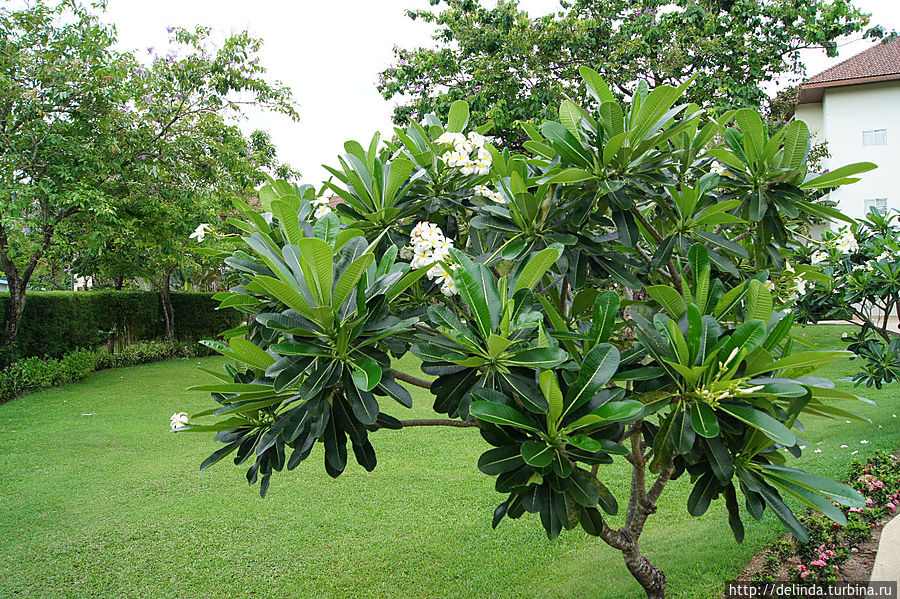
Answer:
[{"xmin": 0, "ymin": 325, "xmax": 896, "ymax": 598}]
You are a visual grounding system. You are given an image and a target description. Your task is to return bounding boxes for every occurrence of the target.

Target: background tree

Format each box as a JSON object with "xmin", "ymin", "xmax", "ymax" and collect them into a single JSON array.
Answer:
[
  {"xmin": 378, "ymin": 0, "xmax": 889, "ymax": 148},
  {"xmin": 0, "ymin": 2, "xmax": 297, "ymax": 353}
]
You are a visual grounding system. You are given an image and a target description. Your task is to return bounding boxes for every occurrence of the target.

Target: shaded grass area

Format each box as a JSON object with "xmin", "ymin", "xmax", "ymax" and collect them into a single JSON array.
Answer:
[{"xmin": 0, "ymin": 325, "xmax": 896, "ymax": 598}]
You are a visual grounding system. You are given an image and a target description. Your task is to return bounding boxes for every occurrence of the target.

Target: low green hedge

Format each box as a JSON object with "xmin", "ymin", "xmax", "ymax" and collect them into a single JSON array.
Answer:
[
  {"xmin": 0, "ymin": 340, "xmax": 218, "ymax": 403},
  {"xmin": 0, "ymin": 291, "xmax": 241, "ymax": 364}
]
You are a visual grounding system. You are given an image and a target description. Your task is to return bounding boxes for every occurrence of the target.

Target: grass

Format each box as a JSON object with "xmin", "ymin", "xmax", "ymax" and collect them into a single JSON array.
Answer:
[{"xmin": 0, "ymin": 325, "xmax": 896, "ymax": 598}]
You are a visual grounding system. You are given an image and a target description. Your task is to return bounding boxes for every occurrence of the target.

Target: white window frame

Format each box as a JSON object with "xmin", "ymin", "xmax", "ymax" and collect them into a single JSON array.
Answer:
[
  {"xmin": 864, "ymin": 198, "xmax": 888, "ymax": 214},
  {"xmin": 863, "ymin": 129, "xmax": 887, "ymax": 146}
]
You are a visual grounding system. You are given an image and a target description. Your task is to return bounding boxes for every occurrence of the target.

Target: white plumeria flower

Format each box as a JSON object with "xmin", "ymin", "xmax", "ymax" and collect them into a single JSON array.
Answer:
[
  {"xmin": 860, "ymin": 440, "xmax": 869, "ymax": 444},
  {"xmin": 436, "ymin": 131, "xmax": 466, "ymax": 146},
  {"xmin": 488, "ymin": 190, "xmax": 506, "ymax": 204},
  {"xmin": 794, "ymin": 276, "xmax": 808, "ymax": 295},
  {"xmin": 313, "ymin": 205, "xmax": 332, "ymax": 219},
  {"xmin": 815, "ymin": 449, "xmax": 822, "ymax": 454},
  {"xmin": 474, "ymin": 185, "xmax": 491, "ymax": 197},
  {"xmin": 441, "ymin": 278, "xmax": 458, "ymax": 297},
  {"xmin": 711, "ymin": 161, "xmax": 727, "ymax": 176},
  {"xmin": 454, "ymin": 139, "xmax": 475, "ymax": 154},
  {"xmin": 170, "ymin": 412, "xmax": 189, "ymax": 430},
  {"xmin": 810, "ymin": 250, "xmax": 828, "ymax": 264},
  {"xmin": 852, "ymin": 450, "xmax": 859, "ymax": 455},
  {"xmin": 189, "ymin": 223, "xmax": 212, "ymax": 243},
  {"xmin": 765, "ymin": 280, "xmax": 775, "ymax": 291},
  {"xmin": 467, "ymin": 131, "xmax": 487, "ymax": 147},
  {"xmin": 840, "ymin": 444, "xmax": 849, "ymax": 448},
  {"xmin": 785, "ymin": 261, "xmax": 795, "ymax": 274}
]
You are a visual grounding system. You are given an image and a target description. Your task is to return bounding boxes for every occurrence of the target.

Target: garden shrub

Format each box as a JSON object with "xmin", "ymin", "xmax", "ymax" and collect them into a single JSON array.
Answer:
[
  {"xmin": 0, "ymin": 340, "xmax": 209, "ymax": 403},
  {"xmin": 0, "ymin": 291, "xmax": 241, "ymax": 365}
]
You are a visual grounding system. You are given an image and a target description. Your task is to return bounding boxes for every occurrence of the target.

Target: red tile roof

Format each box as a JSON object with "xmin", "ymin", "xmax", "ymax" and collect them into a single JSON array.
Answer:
[{"xmin": 799, "ymin": 38, "xmax": 900, "ymax": 103}]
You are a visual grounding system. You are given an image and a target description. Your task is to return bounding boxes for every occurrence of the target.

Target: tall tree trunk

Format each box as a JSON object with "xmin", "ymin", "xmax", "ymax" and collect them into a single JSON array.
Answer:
[{"xmin": 159, "ymin": 270, "xmax": 175, "ymax": 345}]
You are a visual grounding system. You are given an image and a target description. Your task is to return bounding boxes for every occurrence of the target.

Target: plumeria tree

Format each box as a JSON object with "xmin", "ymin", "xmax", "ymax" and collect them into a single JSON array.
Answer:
[
  {"xmin": 797, "ymin": 210, "xmax": 900, "ymax": 388},
  {"xmin": 174, "ymin": 70, "xmax": 877, "ymax": 598}
]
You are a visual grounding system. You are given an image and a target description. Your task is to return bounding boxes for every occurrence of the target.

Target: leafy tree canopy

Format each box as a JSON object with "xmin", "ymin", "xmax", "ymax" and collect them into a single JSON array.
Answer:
[{"xmin": 379, "ymin": 0, "xmax": 890, "ymax": 147}]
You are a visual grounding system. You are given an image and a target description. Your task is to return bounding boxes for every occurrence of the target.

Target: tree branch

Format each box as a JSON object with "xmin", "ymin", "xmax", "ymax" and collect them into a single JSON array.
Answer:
[{"xmin": 391, "ymin": 369, "xmax": 433, "ymax": 390}]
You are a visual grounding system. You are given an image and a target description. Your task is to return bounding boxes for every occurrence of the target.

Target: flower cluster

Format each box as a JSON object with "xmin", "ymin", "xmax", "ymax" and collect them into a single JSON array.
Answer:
[
  {"xmin": 170, "ymin": 412, "xmax": 189, "ymax": 430},
  {"xmin": 474, "ymin": 185, "xmax": 505, "ymax": 204},
  {"xmin": 405, "ymin": 221, "xmax": 458, "ymax": 297},
  {"xmin": 310, "ymin": 196, "xmax": 332, "ymax": 220},
  {"xmin": 437, "ymin": 131, "xmax": 491, "ymax": 176}
]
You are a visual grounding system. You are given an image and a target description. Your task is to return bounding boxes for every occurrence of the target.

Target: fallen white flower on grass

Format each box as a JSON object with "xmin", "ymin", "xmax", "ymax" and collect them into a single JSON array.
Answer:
[
  {"xmin": 861, "ymin": 440, "xmax": 869, "ymax": 444},
  {"xmin": 840, "ymin": 444, "xmax": 849, "ymax": 448},
  {"xmin": 170, "ymin": 412, "xmax": 189, "ymax": 430},
  {"xmin": 815, "ymin": 449, "xmax": 822, "ymax": 454},
  {"xmin": 852, "ymin": 450, "xmax": 859, "ymax": 455},
  {"xmin": 189, "ymin": 223, "xmax": 212, "ymax": 243}
]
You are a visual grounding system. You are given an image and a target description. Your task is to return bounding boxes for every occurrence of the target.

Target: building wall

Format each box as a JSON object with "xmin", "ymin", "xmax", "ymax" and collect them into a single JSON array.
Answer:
[{"xmin": 818, "ymin": 81, "xmax": 900, "ymax": 221}]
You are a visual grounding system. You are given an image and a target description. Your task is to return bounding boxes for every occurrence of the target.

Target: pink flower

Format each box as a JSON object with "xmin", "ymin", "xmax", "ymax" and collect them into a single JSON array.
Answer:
[
  {"xmin": 798, "ymin": 565, "xmax": 806, "ymax": 571},
  {"xmin": 801, "ymin": 571, "xmax": 809, "ymax": 579},
  {"xmin": 888, "ymin": 502, "xmax": 897, "ymax": 513},
  {"xmin": 875, "ymin": 481, "xmax": 884, "ymax": 488},
  {"xmin": 811, "ymin": 560, "xmax": 827, "ymax": 567},
  {"xmin": 867, "ymin": 498, "xmax": 874, "ymax": 505}
]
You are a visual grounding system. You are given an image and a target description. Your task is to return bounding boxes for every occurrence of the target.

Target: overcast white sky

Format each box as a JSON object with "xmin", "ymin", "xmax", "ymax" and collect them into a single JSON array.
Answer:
[{"xmin": 102, "ymin": 0, "xmax": 900, "ymax": 185}]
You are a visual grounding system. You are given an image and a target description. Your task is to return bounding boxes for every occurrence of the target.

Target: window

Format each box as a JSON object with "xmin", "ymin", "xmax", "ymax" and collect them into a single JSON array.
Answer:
[
  {"xmin": 864, "ymin": 198, "xmax": 888, "ymax": 214},
  {"xmin": 863, "ymin": 129, "xmax": 887, "ymax": 146}
]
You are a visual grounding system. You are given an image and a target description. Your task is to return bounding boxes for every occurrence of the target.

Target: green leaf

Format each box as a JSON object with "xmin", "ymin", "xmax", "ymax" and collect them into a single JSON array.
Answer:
[
  {"xmin": 344, "ymin": 377, "xmax": 380, "ymax": 426},
  {"xmin": 579, "ymin": 66, "xmax": 615, "ymax": 103},
  {"xmin": 350, "ymin": 356, "xmax": 382, "ymax": 392},
  {"xmin": 646, "ymin": 285, "xmax": 686, "ymax": 318},
  {"xmin": 563, "ymin": 343, "xmax": 620, "ymax": 419},
  {"xmin": 450, "ymin": 249, "xmax": 500, "ymax": 339},
  {"xmin": 314, "ymin": 212, "xmax": 340, "ymax": 247},
  {"xmin": 541, "ymin": 370, "xmax": 564, "ymax": 429},
  {"xmin": 470, "ymin": 401, "xmax": 540, "ymax": 433},
  {"xmin": 478, "ymin": 446, "xmax": 526, "ymax": 475},
  {"xmin": 521, "ymin": 440, "xmax": 555, "ymax": 468},
  {"xmin": 333, "ymin": 252, "xmax": 375, "ymax": 309},
  {"xmin": 295, "ymin": 238, "xmax": 335, "ymax": 306},
  {"xmin": 566, "ymin": 468, "xmax": 600, "ymax": 507},
  {"xmin": 756, "ymin": 465, "xmax": 865, "ymax": 507},
  {"xmin": 229, "ymin": 337, "xmax": 275, "ymax": 370},
  {"xmin": 588, "ymin": 291, "xmax": 619, "ymax": 346},
  {"xmin": 447, "ymin": 100, "xmax": 470, "ymax": 133},
  {"xmin": 687, "ymin": 472, "xmax": 720, "ymax": 517},
  {"xmin": 689, "ymin": 402, "xmax": 720, "ymax": 438},
  {"xmin": 780, "ymin": 120, "xmax": 810, "ymax": 170},
  {"xmin": 514, "ymin": 247, "xmax": 561, "ymax": 293},
  {"xmin": 717, "ymin": 403, "xmax": 796, "ymax": 446},
  {"xmin": 745, "ymin": 280, "xmax": 773, "ymax": 323},
  {"xmin": 800, "ymin": 162, "xmax": 876, "ymax": 189},
  {"xmin": 566, "ymin": 400, "xmax": 643, "ymax": 431},
  {"xmin": 701, "ymin": 436, "xmax": 734, "ymax": 482}
]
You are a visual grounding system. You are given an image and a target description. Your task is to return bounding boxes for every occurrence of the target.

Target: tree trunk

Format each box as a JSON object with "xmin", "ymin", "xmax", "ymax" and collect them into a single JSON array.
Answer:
[
  {"xmin": 159, "ymin": 271, "xmax": 175, "ymax": 345},
  {"xmin": 0, "ymin": 286, "xmax": 26, "ymax": 350},
  {"xmin": 622, "ymin": 542, "xmax": 667, "ymax": 599},
  {"xmin": 114, "ymin": 276, "xmax": 124, "ymax": 290}
]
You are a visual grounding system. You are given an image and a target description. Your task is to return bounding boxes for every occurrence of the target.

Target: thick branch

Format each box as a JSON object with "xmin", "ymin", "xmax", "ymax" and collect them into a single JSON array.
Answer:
[
  {"xmin": 391, "ymin": 369, "xmax": 432, "ymax": 390},
  {"xmin": 397, "ymin": 419, "xmax": 477, "ymax": 428}
]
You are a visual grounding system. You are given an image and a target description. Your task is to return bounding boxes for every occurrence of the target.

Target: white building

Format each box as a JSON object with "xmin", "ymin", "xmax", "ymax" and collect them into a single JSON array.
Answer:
[{"xmin": 795, "ymin": 39, "xmax": 900, "ymax": 221}]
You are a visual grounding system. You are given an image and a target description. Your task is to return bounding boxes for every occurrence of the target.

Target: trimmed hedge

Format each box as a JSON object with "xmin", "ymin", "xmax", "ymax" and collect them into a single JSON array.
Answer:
[
  {"xmin": 0, "ymin": 291, "xmax": 241, "ymax": 364},
  {"xmin": 0, "ymin": 340, "xmax": 218, "ymax": 403}
]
